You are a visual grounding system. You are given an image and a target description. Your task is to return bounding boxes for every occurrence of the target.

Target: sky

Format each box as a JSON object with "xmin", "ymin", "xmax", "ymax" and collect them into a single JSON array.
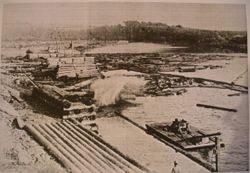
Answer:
[{"xmin": 2, "ymin": 2, "xmax": 247, "ymax": 31}]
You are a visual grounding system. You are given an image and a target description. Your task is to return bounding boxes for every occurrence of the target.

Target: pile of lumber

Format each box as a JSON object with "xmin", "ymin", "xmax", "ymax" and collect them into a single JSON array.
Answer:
[
  {"xmin": 32, "ymin": 84, "xmax": 95, "ymax": 117},
  {"xmin": 57, "ymin": 64, "xmax": 100, "ymax": 79},
  {"xmin": 32, "ymin": 65, "xmax": 59, "ymax": 80},
  {"xmin": 2, "ymin": 62, "xmax": 48, "ymax": 74}
]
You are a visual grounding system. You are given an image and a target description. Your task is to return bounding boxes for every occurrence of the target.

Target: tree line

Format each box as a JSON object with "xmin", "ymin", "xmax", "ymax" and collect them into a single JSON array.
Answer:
[
  {"xmin": 3, "ymin": 20, "xmax": 247, "ymax": 52},
  {"xmin": 87, "ymin": 21, "xmax": 247, "ymax": 52}
]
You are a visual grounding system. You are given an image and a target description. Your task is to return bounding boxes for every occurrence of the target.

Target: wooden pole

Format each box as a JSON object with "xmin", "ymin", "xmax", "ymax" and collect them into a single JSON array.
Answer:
[{"xmin": 215, "ymin": 137, "xmax": 219, "ymax": 172}]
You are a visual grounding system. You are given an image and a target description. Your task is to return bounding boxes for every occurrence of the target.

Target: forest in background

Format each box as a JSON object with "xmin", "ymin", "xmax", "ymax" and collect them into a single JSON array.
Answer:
[{"xmin": 2, "ymin": 21, "xmax": 247, "ymax": 52}]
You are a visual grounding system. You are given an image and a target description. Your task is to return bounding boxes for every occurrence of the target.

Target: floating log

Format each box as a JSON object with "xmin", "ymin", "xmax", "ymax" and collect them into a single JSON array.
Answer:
[
  {"xmin": 227, "ymin": 93, "xmax": 241, "ymax": 97},
  {"xmin": 196, "ymin": 104, "xmax": 237, "ymax": 112},
  {"xmin": 158, "ymin": 73, "xmax": 248, "ymax": 93}
]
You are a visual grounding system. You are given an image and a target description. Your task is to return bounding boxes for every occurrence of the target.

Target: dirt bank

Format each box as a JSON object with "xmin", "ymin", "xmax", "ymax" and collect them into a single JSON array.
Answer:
[{"xmin": 0, "ymin": 73, "xmax": 66, "ymax": 173}]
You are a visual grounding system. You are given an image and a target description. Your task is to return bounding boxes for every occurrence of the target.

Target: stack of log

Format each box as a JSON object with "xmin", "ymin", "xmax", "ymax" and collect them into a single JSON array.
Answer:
[
  {"xmin": 57, "ymin": 64, "xmax": 99, "ymax": 79},
  {"xmin": 1, "ymin": 53, "xmax": 49, "ymax": 75},
  {"xmin": 32, "ymin": 65, "xmax": 59, "ymax": 80},
  {"xmin": 25, "ymin": 120, "xmax": 151, "ymax": 173},
  {"xmin": 31, "ymin": 84, "xmax": 96, "ymax": 118},
  {"xmin": 2, "ymin": 62, "xmax": 48, "ymax": 74},
  {"xmin": 57, "ymin": 56, "xmax": 100, "ymax": 81}
]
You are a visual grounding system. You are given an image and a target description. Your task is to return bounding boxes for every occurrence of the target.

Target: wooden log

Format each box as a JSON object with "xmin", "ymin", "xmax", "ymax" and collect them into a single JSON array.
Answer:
[
  {"xmin": 25, "ymin": 124, "xmax": 81, "ymax": 173},
  {"xmin": 56, "ymin": 122, "xmax": 122, "ymax": 173},
  {"xmin": 64, "ymin": 122, "xmax": 130, "ymax": 170},
  {"xmin": 32, "ymin": 87, "xmax": 65, "ymax": 112},
  {"xmin": 61, "ymin": 122, "xmax": 126, "ymax": 173},
  {"xmin": 51, "ymin": 123, "xmax": 117, "ymax": 173},
  {"xmin": 159, "ymin": 73, "xmax": 248, "ymax": 93},
  {"xmin": 38, "ymin": 124, "xmax": 94, "ymax": 173},
  {"xmin": 63, "ymin": 102, "xmax": 88, "ymax": 111},
  {"xmin": 65, "ymin": 79, "xmax": 93, "ymax": 91},
  {"xmin": 62, "ymin": 113, "xmax": 95, "ymax": 120},
  {"xmin": 196, "ymin": 104, "xmax": 237, "ymax": 112},
  {"xmin": 227, "ymin": 93, "xmax": 241, "ymax": 97},
  {"xmin": 8, "ymin": 90, "xmax": 21, "ymax": 103},
  {"xmin": 15, "ymin": 116, "xmax": 25, "ymax": 129},
  {"xmin": 68, "ymin": 121, "xmax": 147, "ymax": 173},
  {"xmin": 24, "ymin": 74, "xmax": 39, "ymax": 88},
  {"xmin": 45, "ymin": 123, "xmax": 104, "ymax": 173}
]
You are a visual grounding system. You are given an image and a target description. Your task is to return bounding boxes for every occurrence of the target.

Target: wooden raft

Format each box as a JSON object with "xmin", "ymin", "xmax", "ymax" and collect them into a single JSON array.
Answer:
[{"xmin": 25, "ymin": 121, "xmax": 150, "ymax": 173}]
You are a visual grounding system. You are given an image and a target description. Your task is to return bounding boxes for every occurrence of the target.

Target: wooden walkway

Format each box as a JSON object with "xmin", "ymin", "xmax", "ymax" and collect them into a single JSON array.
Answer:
[{"xmin": 25, "ymin": 120, "xmax": 151, "ymax": 173}]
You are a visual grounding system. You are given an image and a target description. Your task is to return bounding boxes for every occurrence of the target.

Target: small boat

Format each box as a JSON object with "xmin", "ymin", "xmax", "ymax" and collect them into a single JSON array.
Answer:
[{"xmin": 146, "ymin": 119, "xmax": 221, "ymax": 151}]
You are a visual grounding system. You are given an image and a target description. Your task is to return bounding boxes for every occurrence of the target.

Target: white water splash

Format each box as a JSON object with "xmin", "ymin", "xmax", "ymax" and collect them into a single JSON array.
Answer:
[{"xmin": 91, "ymin": 76, "xmax": 145, "ymax": 106}]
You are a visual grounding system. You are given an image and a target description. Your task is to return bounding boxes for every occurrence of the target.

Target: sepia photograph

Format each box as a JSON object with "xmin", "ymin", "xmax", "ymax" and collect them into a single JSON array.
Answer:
[{"xmin": 0, "ymin": 1, "xmax": 249, "ymax": 173}]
